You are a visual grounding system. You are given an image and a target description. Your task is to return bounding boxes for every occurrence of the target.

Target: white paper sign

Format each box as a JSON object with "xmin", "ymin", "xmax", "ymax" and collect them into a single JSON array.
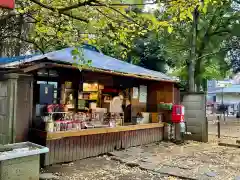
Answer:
[
  {"xmin": 133, "ymin": 87, "xmax": 139, "ymax": 99},
  {"xmin": 139, "ymin": 85, "xmax": 147, "ymax": 103}
]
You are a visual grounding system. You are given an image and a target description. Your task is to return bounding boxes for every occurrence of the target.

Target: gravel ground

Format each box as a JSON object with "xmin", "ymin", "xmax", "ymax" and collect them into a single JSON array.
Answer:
[
  {"xmin": 208, "ymin": 116, "xmax": 240, "ymax": 138},
  {"xmin": 110, "ymin": 138, "xmax": 240, "ymax": 180},
  {"xmin": 42, "ymin": 136, "xmax": 240, "ymax": 180},
  {"xmin": 43, "ymin": 156, "xmax": 178, "ymax": 180}
]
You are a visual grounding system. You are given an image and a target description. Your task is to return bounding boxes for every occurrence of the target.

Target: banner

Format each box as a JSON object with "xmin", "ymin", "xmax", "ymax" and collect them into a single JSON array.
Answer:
[
  {"xmin": 139, "ymin": 85, "xmax": 147, "ymax": 103},
  {"xmin": 0, "ymin": 0, "xmax": 15, "ymax": 9}
]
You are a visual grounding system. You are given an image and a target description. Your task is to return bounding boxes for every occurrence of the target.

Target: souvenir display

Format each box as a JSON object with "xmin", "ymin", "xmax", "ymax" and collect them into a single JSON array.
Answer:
[{"xmin": 44, "ymin": 104, "xmax": 124, "ymax": 132}]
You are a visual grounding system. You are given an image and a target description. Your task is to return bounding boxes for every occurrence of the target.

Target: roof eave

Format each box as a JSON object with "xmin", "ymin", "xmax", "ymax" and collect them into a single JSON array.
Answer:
[{"xmin": 21, "ymin": 61, "xmax": 177, "ymax": 83}]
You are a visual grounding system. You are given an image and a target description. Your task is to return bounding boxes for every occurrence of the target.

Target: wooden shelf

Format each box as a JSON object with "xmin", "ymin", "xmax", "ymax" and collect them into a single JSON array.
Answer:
[
  {"xmin": 48, "ymin": 112, "xmax": 69, "ymax": 114},
  {"xmin": 65, "ymin": 88, "xmax": 74, "ymax": 91},
  {"xmin": 77, "ymin": 107, "xmax": 89, "ymax": 110},
  {"xmin": 45, "ymin": 123, "xmax": 164, "ymax": 140},
  {"xmin": 81, "ymin": 91, "xmax": 98, "ymax": 93},
  {"xmin": 78, "ymin": 99, "xmax": 97, "ymax": 101}
]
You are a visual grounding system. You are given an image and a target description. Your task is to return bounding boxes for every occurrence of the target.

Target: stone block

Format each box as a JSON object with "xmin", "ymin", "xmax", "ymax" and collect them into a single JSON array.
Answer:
[
  {"xmin": 181, "ymin": 94, "xmax": 207, "ymax": 142},
  {"xmin": 183, "ymin": 102, "xmax": 204, "ymax": 111},
  {"xmin": 0, "ymin": 97, "xmax": 7, "ymax": 115},
  {"xmin": 186, "ymin": 125, "xmax": 203, "ymax": 134},
  {"xmin": 0, "ymin": 155, "xmax": 40, "ymax": 180},
  {"xmin": 0, "ymin": 82, "xmax": 8, "ymax": 97},
  {"xmin": 182, "ymin": 94, "xmax": 205, "ymax": 102}
]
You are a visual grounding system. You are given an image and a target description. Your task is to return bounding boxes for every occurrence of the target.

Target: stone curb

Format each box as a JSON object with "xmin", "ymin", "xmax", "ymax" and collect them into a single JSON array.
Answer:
[
  {"xmin": 209, "ymin": 133, "xmax": 239, "ymax": 138},
  {"xmin": 108, "ymin": 153, "xmax": 197, "ymax": 180},
  {"xmin": 39, "ymin": 173, "xmax": 59, "ymax": 180},
  {"xmin": 218, "ymin": 142, "xmax": 240, "ymax": 148}
]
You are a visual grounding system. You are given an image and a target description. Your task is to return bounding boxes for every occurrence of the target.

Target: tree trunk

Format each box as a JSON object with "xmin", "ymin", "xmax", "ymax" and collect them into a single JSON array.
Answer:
[
  {"xmin": 202, "ymin": 78, "xmax": 207, "ymax": 92},
  {"xmin": 15, "ymin": 15, "xmax": 24, "ymax": 56},
  {"xmin": 196, "ymin": 81, "xmax": 201, "ymax": 92},
  {"xmin": 195, "ymin": 57, "xmax": 202, "ymax": 92},
  {"xmin": 188, "ymin": 61, "xmax": 195, "ymax": 92},
  {"xmin": 188, "ymin": 7, "xmax": 199, "ymax": 92}
]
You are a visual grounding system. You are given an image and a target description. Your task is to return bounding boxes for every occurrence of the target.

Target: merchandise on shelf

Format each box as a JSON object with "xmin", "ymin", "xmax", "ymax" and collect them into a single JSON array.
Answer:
[
  {"xmin": 43, "ymin": 104, "xmax": 124, "ymax": 132},
  {"xmin": 89, "ymin": 93, "xmax": 98, "ymax": 100},
  {"xmin": 83, "ymin": 83, "xmax": 98, "ymax": 92},
  {"xmin": 44, "ymin": 110, "xmax": 125, "ymax": 132},
  {"xmin": 158, "ymin": 102, "xmax": 173, "ymax": 110}
]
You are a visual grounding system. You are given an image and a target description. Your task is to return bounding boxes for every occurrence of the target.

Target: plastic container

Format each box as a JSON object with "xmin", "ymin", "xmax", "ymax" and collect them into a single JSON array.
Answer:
[
  {"xmin": 54, "ymin": 121, "xmax": 61, "ymax": 132},
  {"xmin": 45, "ymin": 121, "xmax": 54, "ymax": 132}
]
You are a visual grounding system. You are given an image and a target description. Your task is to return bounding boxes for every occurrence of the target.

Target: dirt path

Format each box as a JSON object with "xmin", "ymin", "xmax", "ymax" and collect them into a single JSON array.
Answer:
[
  {"xmin": 43, "ymin": 137, "xmax": 240, "ymax": 180},
  {"xmin": 43, "ymin": 156, "xmax": 176, "ymax": 180},
  {"xmin": 109, "ymin": 139, "xmax": 240, "ymax": 180},
  {"xmin": 208, "ymin": 116, "xmax": 240, "ymax": 138}
]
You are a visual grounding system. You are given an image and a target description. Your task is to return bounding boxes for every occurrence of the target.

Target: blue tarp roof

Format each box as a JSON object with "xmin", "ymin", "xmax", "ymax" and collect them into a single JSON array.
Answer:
[
  {"xmin": 1, "ymin": 47, "xmax": 175, "ymax": 82},
  {"xmin": 208, "ymin": 85, "xmax": 240, "ymax": 94},
  {"xmin": 0, "ymin": 54, "xmax": 38, "ymax": 64},
  {"xmin": 0, "ymin": 44, "xmax": 96, "ymax": 64}
]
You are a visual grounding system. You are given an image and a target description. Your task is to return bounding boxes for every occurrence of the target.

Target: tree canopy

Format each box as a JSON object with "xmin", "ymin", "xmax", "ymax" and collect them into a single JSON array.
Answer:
[
  {"xmin": 160, "ymin": 0, "xmax": 240, "ymax": 90},
  {"xmin": 0, "ymin": 0, "xmax": 213, "ymax": 53},
  {"xmin": 1, "ymin": 0, "xmax": 240, "ymax": 91}
]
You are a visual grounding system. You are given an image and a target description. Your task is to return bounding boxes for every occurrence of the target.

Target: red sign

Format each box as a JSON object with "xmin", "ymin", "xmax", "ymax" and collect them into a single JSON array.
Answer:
[{"xmin": 0, "ymin": 0, "xmax": 15, "ymax": 9}]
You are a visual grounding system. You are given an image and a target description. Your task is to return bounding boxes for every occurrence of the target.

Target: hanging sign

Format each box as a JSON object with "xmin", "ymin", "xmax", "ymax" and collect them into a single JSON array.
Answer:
[
  {"xmin": 133, "ymin": 87, "xmax": 139, "ymax": 99},
  {"xmin": 139, "ymin": 85, "xmax": 147, "ymax": 103}
]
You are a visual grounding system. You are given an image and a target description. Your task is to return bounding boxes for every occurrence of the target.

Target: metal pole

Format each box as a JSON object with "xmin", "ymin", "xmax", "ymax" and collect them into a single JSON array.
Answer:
[
  {"xmin": 221, "ymin": 87, "xmax": 223, "ymax": 104},
  {"xmin": 221, "ymin": 87, "xmax": 226, "ymax": 121},
  {"xmin": 217, "ymin": 115, "xmax": 220, "ymax": 138}
]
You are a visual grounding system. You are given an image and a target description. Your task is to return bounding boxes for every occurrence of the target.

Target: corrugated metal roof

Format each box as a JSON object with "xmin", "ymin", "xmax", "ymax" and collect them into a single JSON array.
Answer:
[{"xmin": 1, "ymin": 47, "xmax": 175, "ymax": 82}]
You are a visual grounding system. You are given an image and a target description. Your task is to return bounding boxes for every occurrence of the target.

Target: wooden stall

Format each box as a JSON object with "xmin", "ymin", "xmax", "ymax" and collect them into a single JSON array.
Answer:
[
  {"xmin": 31, "ymin": 124, "xmax": 163, "ymax": 166},
  {"xmin": 1, "ymin": 47, "xmax": 178, "ymax": 166},
  {"xmin": 29, "ymin": 67, "xmax": 177, "ymax": 166}
]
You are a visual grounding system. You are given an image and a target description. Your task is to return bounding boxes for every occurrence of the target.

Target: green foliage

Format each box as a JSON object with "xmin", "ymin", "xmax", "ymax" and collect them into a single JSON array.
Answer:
[
  {"xmin": 2, "ymin": 0, "xmax": 239, "ymax": 89},
  {"xmin": 72, "ymin": 46, "xmax": 93, "ymax": 71},
  {"xmin": 160, "ymin": 0, "xmax": 240, "ymax": 90},
  {"xmin": 4, "ymin": 0, "xmax": 211, "ymax": 53}
]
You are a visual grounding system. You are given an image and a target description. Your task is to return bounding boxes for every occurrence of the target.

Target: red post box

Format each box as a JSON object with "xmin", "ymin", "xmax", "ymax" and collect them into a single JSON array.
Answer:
[{"xmin": 171, "ymin": 104, "xmax": 184, "ymax": 123}]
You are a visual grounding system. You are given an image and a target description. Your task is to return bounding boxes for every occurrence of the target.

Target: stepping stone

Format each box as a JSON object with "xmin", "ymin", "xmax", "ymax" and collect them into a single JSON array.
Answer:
[
  {"xmin": 235, "ymin": 176, "xmax": 240, "ymax": 180},
  {"xmin": 125, "ymin": 162, "xmax": 139, "ymax": 167},
  {"xmin": 156, "ymin": 167, "xmax": 197, "ymax": 180},
  {"xmin": 139, "ymin": 162, "xmax": 159, "ymax": 171},
  {"xmin": 205, "ymin": 172, "xmax": 217, "ymax": 177},
  {"xmin": 218, "ymin": 142, "xmax": 240, "ymax": 148},
  {"xmin": 40, "ymin": 173, "xmax": 58, "ymax": 180}
]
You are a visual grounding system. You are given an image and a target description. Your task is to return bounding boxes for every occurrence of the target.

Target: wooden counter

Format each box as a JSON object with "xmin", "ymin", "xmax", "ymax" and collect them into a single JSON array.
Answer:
[
  {"xmin": 46, "ymin": 123, "xmax": 164, "ymax": 140},
  {"xmin": 30, "ymin": 123, "xmax": 164, "ymax": 166}
]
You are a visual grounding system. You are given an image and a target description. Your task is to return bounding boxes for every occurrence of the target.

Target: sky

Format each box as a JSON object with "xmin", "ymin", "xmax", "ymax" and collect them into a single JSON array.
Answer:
[{"xmin": 144, "ymin": 0, "xmax": 158, "ymax": 12}]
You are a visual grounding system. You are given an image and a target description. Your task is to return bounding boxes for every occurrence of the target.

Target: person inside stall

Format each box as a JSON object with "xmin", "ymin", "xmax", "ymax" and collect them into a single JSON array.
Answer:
[
  {"xmin": 110, "ymin": 91, "xmax": 124, "ymax": 113},
  {"xmin": 123, "ymin": 95, "xmax": 132, "ymax": 124},
  {"xmin": 119, "ymin": 91, "xmax": 132, "ymax": 124},
  {"xmin": 110, "ymin": 91, "xmax": 131, "ymax": 124}
]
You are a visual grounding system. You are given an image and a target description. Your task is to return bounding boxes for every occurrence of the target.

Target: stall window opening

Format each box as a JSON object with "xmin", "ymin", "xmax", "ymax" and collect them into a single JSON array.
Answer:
[{"xmin": 37, "ymin": 81, "xmax": 58, "ymax": 104}]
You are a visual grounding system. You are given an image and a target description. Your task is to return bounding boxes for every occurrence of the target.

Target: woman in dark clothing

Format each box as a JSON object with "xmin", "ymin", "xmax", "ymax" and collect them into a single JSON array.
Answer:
[{"xmin": 122, "ymin": 91, "xmax": 131, "ymax": 123}]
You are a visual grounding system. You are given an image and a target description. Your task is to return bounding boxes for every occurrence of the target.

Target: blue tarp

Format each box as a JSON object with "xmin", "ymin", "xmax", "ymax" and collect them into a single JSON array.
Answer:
[
  {"xmin": 0, "ymin": 54, "xmax": 39, "ymax": 64},
  {"xmin": 208, "ymin": 85, "xmax": 240, "ymax": 94},
  {"xmin": 1, "ymin": 47, "xmax": 175, "ymax": 81}
]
